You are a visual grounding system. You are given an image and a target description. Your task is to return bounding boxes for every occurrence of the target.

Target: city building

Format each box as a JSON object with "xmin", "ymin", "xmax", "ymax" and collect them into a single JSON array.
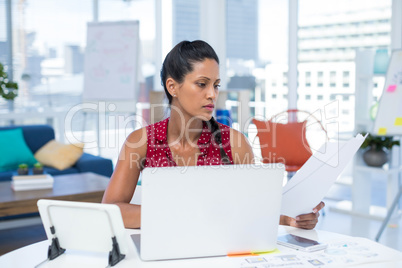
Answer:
[{"xmin": 264, "ymin": 3, "xmax": 391, "ymax": 133}]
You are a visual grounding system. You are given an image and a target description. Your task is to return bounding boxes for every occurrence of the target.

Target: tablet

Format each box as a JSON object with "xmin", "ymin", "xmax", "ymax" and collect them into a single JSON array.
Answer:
[{"xmin": 37, "ymin": 199, "xmax": 128, "ymax": 264}]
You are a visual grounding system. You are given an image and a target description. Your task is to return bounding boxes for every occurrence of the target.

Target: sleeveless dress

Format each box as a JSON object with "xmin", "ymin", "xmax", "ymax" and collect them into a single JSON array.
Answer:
[{"xmin": 143, "ymin": 118, "xmax": 234, "ymax": 168}]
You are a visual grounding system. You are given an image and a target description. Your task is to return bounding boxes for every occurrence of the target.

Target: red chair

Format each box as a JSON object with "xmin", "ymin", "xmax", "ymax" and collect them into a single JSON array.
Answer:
[{"xmin": 252, "ymin": 109, "xmax": 328, "ymax": 173}]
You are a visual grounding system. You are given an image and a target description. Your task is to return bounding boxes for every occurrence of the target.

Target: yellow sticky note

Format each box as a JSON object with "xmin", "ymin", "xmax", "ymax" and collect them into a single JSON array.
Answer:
[
  {"xmin": 378, "ymin": 128, "xmax": 387, "ymax": 135},
  {"xmin": 251, "ymin": 248, "xmax": 281, "ymax": 255},
  {"xmin": 395, "ymin": 118, "xmax": 402, "ymax": 126}
]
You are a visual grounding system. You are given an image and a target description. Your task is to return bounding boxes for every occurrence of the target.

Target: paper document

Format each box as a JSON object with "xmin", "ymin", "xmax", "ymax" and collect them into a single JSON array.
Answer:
[
  {"xmin": 230, "ymin": 237, "xmax": 402, "ymax": 267},
  {"xmin": 281, "ymin": 134, "xmax": 366, "ymax": 218}
]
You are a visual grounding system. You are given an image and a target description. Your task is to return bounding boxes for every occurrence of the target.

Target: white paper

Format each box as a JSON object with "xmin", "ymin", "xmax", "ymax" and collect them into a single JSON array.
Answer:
[
  {"xmin": 281, "ymin": 134, "xmax": 366, "ymax": 218},
  {"xmin": 229, "ymin": 237, "xmax": 402, "ymax": 267}
]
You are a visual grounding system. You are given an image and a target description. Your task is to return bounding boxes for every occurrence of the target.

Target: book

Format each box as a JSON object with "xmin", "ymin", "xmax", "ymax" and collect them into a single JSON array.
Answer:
[
  {"xmin": 11, "ymin": 174, "xmax": 54, "ymax": 191},
  {"xmin": 11, "ymin": 182, "xmax": 53, "ymax": 191},
  {"xmin": 12, "ymin": 173, "xmax": 49, "ymax": 180}
]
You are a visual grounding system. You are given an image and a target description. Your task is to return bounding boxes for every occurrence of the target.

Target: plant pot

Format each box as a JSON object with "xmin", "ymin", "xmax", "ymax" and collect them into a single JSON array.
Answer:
[
  {"xmin": 33, "ymin": 166, "xmax": 44, "ymax": 174},
  {"xmin": 17, "ymin": 167, "xmax": 29, "ymax": 175},
  {"xmin": 362, "ymin": 147, "xmax": 388, "ymax": 167}
]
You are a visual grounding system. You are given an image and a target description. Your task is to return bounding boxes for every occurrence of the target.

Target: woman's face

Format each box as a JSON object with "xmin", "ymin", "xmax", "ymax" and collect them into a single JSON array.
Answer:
[{"xmin": 173, "ymin": 58, "xmax": 220, "ymax": 120}]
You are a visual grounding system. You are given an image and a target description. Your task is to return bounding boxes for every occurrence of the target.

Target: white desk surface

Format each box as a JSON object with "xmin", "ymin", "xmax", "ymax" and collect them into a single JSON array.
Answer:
[{"xmin": 0, "ymin": 226, "xmax": 401, "ymax": 268}]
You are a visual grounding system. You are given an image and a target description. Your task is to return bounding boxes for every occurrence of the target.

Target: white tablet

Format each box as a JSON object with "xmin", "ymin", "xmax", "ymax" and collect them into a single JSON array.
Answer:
[{"xmin": 37, "ymin": 199, "xmax": 128, "ymax": 265}]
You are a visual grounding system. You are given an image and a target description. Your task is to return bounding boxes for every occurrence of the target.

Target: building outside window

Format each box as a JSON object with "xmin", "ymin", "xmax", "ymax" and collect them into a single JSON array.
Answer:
[
  {"xmin": 330, "ymin": 71, "xmax": 336, "ymax": 87},
  {"xmin": 317, "ymin": 71, "xmax": 323, "ymax": 87}
]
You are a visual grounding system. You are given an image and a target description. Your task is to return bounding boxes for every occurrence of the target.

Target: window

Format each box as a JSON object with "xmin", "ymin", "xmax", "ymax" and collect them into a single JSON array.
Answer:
[
  {"xmin": 305, "ymin": 94, "xmax": 311, "ymax": 100},
  {"xmin": 272, "ymin": 94, "xmax": 277, "ymax": 99},
  {"xmin": 330, "ymin": 71, "xmax": 336, "ymax": 87},
  {"xmin": 342, "ymin": 71, "xmax": 350, "ymax": 87},
  {"xmin": 317, "ymin": 71, "xmax": 323, "ymax": 87},
  {"xmin": 342, "ymin": 95, "xmax": 349, "ymax": 101},
  {"xmin": 317, "ymin": 95, "xmax": 323, "ymax": 100},
  {"xmin": 283, "ymin": 71, "xmax": 288, "ymax": 86},
  {"xmin": 305, "ymin": 71, "xmax": 311, "ymax": 87},
  {"xmin": 298, "ymin": 1, "xmax": 391, "ymax": 134}
]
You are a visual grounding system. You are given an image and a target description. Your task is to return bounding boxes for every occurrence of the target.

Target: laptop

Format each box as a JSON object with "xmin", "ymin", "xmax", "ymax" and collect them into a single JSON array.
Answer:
[{"xmin": 136, "ymin": 163, "xmax": 285, "ymax": 261}]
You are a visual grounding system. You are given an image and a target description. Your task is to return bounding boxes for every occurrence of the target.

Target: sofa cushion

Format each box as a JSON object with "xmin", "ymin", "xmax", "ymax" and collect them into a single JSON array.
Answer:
[
  {"xmin": 34, "ymin": 140, "xmax": 84, "ymax": 170},
  {"xmin": 43, "ymin": 166, "xmax": 80, "ymax": 176},
  {"xmin": 0, "ymin": 128, "xmax": 38, "ymax": 172}
]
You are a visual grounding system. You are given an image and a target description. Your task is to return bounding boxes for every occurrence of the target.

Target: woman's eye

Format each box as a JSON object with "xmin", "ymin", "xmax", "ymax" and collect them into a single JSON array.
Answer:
[
  {"xmin": 198, "ymin": 83, "xmax": 206, "ymax": 88},
  {"xmin": 214, "ymin": 84, "xmax": 221, "ymax": 90}
]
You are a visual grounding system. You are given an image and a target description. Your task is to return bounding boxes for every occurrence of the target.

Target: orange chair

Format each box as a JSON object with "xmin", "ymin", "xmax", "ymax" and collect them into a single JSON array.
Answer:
[{"xmin": 252, "ymin": 109, "xmax": 327, "ymax": 173}]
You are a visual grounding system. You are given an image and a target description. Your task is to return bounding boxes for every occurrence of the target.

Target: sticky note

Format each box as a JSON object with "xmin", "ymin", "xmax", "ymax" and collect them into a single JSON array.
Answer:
[
  {"xmin": 387, "ymin": 84, "xmax": 397, "ymax": 92},
  {"xmin": 251, "ymin": 248, "xmax": 281, "ymax": 255},
  {"xmin": 378, "ymin": 128, "xmax": 387, "ymax": 135},
  {"xmin": 395, "ymin": 118, "xmax": 402, "ymax": 126}
]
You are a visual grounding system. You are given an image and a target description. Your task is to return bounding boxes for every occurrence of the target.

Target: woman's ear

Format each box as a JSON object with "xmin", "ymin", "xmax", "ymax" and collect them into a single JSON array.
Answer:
[{"xmin": 166, "ymin": 78, "xmax": 177, "ymax": 97}]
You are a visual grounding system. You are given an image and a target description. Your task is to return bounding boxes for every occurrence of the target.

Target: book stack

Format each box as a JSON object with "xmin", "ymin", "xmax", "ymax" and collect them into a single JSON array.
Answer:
[{"xmin": 11, "ymin": 174, "xmax": 54, "ymax": 191}]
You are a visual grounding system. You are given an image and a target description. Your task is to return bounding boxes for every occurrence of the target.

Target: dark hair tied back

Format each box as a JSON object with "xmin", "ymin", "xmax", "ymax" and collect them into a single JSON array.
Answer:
[
  {"xmin": 160, "ymin": 40, "xmax": 219, "ymax": 105},
  {"xmin": 161, "ymin": 40, "xmax": 229, "ymax": 164},
  {"xmin": 209, "ymin": 117, "xmax": 231, "ymax": 164}
]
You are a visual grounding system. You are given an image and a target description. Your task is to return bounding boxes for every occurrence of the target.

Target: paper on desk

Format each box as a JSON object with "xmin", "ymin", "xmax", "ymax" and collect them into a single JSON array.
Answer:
[
  {"xmin": 230, "ymin": 237, "xmax": 402, "ymax": 267},
  {"xmin": 281, "ymin": 134, "xmax": 366, "ymax": 218}
]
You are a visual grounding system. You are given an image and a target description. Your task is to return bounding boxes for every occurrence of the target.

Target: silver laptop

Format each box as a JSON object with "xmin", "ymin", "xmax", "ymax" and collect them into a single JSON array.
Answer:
[{"xmin": 136, "ymin": 164, "xmax": 285, "ymax": 261}]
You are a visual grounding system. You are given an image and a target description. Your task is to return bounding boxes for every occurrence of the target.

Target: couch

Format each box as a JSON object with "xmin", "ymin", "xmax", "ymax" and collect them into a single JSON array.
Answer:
[{"xmin": 0, "ymin": 124, "xmax": 113, "ymax": 182}]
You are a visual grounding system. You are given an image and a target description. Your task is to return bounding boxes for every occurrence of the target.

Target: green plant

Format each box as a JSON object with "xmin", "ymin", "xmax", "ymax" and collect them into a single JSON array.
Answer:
[
  {"xmin": 18, "ymin": 163, "xmax": 28, "ymax": 169},
  {"xmin": 360, "ymin": 133, "xmax": 400, "ymax": 151},
  {"xmin": 0, "ymin": 62, "xmax": 18, "ymax": 100},
  {"xmin": 34, "ymin": 162, "xmax": 43, "ymax": 168}
]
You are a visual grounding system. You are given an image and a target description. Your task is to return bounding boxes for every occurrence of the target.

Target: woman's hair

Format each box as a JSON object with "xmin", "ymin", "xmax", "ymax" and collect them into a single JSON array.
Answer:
[{"xmin": 160, "ymin": 40, "xmax": 230, "ymax": 164}]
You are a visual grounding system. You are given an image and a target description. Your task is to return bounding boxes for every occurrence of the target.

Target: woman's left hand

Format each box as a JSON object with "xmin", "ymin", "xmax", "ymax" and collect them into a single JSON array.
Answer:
[{"xmin": 281, "ymin": 201, "xmax": 325, "ymax": 230}]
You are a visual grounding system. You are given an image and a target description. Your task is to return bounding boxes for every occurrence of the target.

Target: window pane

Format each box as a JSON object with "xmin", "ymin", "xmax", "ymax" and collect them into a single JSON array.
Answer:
[
  {"xmin": 298, "ymin": 0, "xmax": 392, "ymax": 134},
  {"xmin": 5, "ymin": 0, "xmax": 92, "ymax": 111}
]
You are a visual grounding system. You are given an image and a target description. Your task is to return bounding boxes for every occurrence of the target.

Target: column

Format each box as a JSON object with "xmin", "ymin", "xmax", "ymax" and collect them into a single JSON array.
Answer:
[
  {"xmin": 391, "ymin": 0, "xmax": 402, "ymax": 50},
  {"xmin": 200, "ymin": 0, "xmax": 227, "ymax": 90},
  {"xmin": 287, "ymin": 0, "xmax": 298, "ymax": 111}
]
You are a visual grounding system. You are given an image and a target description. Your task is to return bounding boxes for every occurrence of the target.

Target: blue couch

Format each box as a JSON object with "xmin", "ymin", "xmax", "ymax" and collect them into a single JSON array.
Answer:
[{"xmin": 0, "ymin": 125, "xmax": 113, "ymax": 182}]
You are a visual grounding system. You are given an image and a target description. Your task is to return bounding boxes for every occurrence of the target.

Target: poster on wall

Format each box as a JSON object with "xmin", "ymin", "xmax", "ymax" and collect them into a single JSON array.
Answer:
[
  {"xmin": 83, "ymin": 21, "xmax": 140, "ymax": 104},
  {"xmin": 373, "ymin": 50, "xmax": 402, "ymax": 136}
]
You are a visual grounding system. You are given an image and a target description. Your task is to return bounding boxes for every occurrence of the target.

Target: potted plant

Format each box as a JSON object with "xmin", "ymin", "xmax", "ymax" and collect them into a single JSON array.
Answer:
[
  {"xmin": 17, "ymin": 163, "xmax": 29, "ymax": 175},
  {"xmin": 33, "ymin": 162, "xmax": 44, "ymax": 175},
  {"xmin": 0, "ymin": 62, "xmax": 18, "ymax": 101},
  {"xmin": 360, "ymin": 133, "xmax": 400, "ymax": 167}
]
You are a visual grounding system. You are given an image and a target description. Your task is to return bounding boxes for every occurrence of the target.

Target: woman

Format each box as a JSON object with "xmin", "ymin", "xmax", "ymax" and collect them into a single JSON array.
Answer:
[{"xmin": 102, "ymin": 40, "xmax": 324, "ymax": 229}]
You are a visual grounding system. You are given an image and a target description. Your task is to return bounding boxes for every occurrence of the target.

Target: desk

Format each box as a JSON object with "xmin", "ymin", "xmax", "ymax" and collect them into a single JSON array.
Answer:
[
  {"xmin": 0, "ymin": 226, "xmax": 401, "ymax": 267},
  {"xmin": 0, "ymin": 172, "xmax": 109, "ymax": 217}
]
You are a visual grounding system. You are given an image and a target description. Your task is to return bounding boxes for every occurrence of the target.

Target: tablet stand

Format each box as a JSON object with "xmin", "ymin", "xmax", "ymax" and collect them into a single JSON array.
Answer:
[
  {"xmin": 47, "ymin": 226, "xmax": 65, "ymax": 260},
  {"xmin": 109, "ymin": 236, "xmax": 126, "ymax": 266},
  {"xmin": 45, "ymin": 205, "xmax": 126, "ymax": 267}
]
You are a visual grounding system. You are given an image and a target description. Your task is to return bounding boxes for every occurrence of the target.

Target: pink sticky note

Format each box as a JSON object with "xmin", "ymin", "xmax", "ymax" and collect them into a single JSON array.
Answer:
[{"xmin": 387, "ymin": 84, "xmax": 397, "ymax": 92}]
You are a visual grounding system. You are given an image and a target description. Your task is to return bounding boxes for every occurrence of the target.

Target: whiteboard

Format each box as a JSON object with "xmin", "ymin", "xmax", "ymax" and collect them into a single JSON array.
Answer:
[
  {"xmin": 83, "ymin": 21, "xmax": 140, "ymax": 103},
  {"xmin": 373, "ymin": 50, "xmax": 402, "ymax": 136}
]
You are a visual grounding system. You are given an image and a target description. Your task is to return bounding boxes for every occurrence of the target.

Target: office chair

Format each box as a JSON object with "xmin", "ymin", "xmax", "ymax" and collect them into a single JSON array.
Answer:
[{"xmin": 252, "ymin": 109, "xmax": 328, "ymax": 173}]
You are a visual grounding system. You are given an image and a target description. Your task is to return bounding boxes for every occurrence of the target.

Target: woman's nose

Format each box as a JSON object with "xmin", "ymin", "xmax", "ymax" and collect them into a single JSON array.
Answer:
[{"xmin": 206, "ymin": 85, "xmax": 217, "ymax": 100}]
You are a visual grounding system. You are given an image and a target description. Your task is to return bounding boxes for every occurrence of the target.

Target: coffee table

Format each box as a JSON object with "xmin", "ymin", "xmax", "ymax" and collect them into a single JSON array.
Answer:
[{"xmin": 0, "ymin": 172, "xmax": 110, "ymax": 217}]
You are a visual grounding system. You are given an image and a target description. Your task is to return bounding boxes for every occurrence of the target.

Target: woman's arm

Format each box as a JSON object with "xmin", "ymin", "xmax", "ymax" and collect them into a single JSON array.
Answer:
[
  {"xmin": 102, "ymin": 127, "xmax": 147, "ymax": 228},
  {"xmin": 229, "ymin": 128, "xmax": 255, "ymax": 164}
]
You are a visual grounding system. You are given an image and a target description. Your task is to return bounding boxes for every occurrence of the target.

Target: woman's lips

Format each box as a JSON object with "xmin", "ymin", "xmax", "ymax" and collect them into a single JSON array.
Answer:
[{"xmin": 203, "ymin": 104, "xmax": 214, "ymax": 111}]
